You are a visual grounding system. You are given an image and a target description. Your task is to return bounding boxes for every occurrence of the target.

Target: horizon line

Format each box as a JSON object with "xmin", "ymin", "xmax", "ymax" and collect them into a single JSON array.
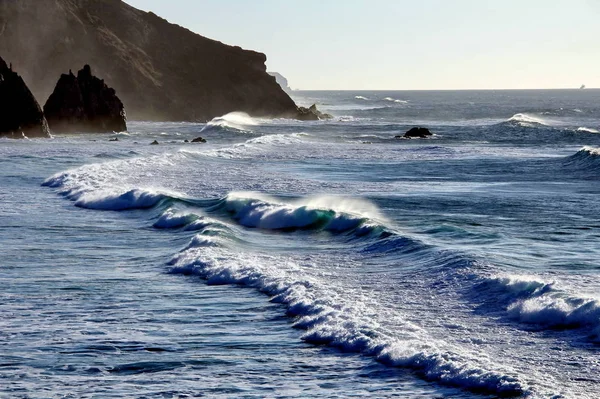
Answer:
[{"xmin": 291, "ymin": 87, "xmax": 597, "ymax": 92}]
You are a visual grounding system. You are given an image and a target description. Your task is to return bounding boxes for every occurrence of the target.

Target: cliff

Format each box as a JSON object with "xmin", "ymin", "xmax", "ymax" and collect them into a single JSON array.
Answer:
[
  {"xmin": 0, "ymin": 0, "xmax": 300, "ymax": 122},
  {"xmin": 268, "ymin": 72, "xmax": 292, "ymax": 92},
  {"xmin": 0, "ymin": 56, "xmax": 50, "ymax": 138}
]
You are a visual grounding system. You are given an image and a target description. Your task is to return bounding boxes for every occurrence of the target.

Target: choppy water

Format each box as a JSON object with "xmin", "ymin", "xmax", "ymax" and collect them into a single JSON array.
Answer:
[{"xmin": 2, "ymin": 89, "xmax": 600, "ymax": 398}]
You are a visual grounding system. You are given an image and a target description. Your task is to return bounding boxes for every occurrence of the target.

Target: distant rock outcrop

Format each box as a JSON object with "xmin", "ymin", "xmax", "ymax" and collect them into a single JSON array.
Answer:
[
  {"xmin": 268, "ymin": 72, "xmax": 292, "ymax": 93},
  {"xmin": 0, "ymin": 0, "xmax": 305, "ymax": 122},
  {"xmin": 402, "ymin": 127, "xmax": 432, "ymax": 139},
  {"xmin": 297, "ymin": 104, "xmax": 334, "ymax": 121},
  {"xmin": 0, "ymin": 56, "xmax": 50, "ymax": 138},
  {"xmin": 44, "ymin": 65, "xmax": 127, "ymax": 133}
]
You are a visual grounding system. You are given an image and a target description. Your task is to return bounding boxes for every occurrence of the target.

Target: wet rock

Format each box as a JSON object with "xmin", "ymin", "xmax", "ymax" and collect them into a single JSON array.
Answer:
[
  {"xmin": 109, "ymin": 137, "xmax": 119, "ymax": 141},
  {"xmin": 183, "ymin": 139, "xmax": 189, "ymax": 143},
  {"xmin": 44, "ymin": 65, "xmax": 127, "ymax": 133},
  {"xmin": 403, "ymin": 127, "xmax": 432, "ymax": 139},
  {"xmin": 0, "ymin": 56, "xmax": 50, "ymax": 138},
  {"xmin": 191, "ymin": 136, "xmax": 206, "ymax": 143},
  {"xmin": 150, "ymin": 140, "xmax": 159, "ymax": 145},
  {"xmin": 296, "ymin": 104, "xmax": 333, "ymax": 121}
]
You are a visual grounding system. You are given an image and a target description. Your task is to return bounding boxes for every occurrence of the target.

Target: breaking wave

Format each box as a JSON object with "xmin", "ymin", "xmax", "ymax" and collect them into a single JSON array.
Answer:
[
  {"xmin": 354, "ymin": 95, "xmax": 369, "ymax": 100},
  {"xmin": 383, "ymin": 97, "xmax": 409, "ymax": 104},
  {"xmin": 576, "ymin": 127, "xmax": 599, "ymax": 134},
  {"xmin": 563, "ymin": 146, "xmax": 600, "ymax": 171},
  {"xmin": 167, "ymin": 237, "xmax": 526, "ymax": 396},
  {"xmin": 476, "ymin": 274, "xmax": 600, "ymax": 339},
  {"xmin": 200, "ymin": 112, "xmax": 258, "ymax": 134},
  {"xmin": 506, "ymin": 113, "xmax": 550, "ymax": 127},
  {"xmin": 222, "ymin": 192, "xmax": 385, "ymax": 234}
]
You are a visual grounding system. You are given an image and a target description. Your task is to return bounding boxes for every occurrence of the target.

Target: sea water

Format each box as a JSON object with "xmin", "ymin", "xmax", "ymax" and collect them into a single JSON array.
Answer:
[{"xmin": 1, "ymin": 89, "xmax": 600, "ymax": 398}]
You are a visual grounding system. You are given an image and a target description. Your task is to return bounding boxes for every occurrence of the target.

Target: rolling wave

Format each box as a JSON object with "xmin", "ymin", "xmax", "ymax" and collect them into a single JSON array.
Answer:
[
  {"xmin": 506, "ymin": 113, "xmax": 551, "ymax": 127},
  {"xmin": 354, "ymin": 95, "xmax": 369, "ymax": 100},
  {"xmin": 222, "ymin": 192, "xmax": 385, "ymax": 234},
  {"xmin": 563, "ymin": 146, "xmax": 600, "ymax": 171}
]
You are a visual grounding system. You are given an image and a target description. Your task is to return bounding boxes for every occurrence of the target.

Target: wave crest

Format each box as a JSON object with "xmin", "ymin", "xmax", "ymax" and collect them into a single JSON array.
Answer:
[
  {"xmin": 200, "ymin": 112, "xmax": 258, "ymax": 134},
  {"xmin": 224, "ymin": 192, "xmax": 384, "ymax": 233}
]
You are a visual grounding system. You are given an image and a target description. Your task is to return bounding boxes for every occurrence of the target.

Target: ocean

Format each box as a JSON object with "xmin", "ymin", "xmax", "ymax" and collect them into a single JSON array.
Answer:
[{"xmin": 1, "ymin": 89, "xmax": 600, "ymax": 398}]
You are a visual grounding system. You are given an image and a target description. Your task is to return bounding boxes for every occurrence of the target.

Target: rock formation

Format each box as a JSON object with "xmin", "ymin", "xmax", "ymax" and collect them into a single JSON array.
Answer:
[
  {"xmin": 402, "ymin": 127, "xmax": 432, "ymax": 139},
  {"xmin": 0, "ymin": 0, "xmax": 310, "ymax": 122},
  {"xmin": 0, "ymin": 56, "xmax": 50, "ymax": 138},
  {"xmin": 297, "ymin": 104, "xmax": 334, "ymax": 121},
  {"xmin": 44, "ymin": 65, "xmax": 127, "ymax": 133}
]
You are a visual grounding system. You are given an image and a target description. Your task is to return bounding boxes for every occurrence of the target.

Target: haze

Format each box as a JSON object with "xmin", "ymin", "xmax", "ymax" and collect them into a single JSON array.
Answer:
[{"xmin": 125, "ymin": 0, "xmax": 599, "ymax": 90}]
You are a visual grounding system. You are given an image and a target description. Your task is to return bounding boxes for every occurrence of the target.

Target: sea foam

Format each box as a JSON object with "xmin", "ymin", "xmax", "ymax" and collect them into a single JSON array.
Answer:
[{"xmin": 166, "ymin": 238, "xmax": 526, "ymax": 396}]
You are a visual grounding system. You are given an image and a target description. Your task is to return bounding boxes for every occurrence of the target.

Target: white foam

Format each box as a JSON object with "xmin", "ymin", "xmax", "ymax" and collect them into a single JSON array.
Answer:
[
  {"xmin": 507, "ymin": 113, "xmax": 550, "ymax": 126},
  {"xmin": 168, "ymin": 243, "xmax": 527, "ymax": 396},
  {"xmin": 383, "ymin": 97, "xmax": 409, "ymax": 104},
  {"xmin": 354, "ymin": 96, "xmax": 369, "ymax": 100},
  {"xmin": 483, "ymin": 274, "xmax": 600, "ymax": 331}
]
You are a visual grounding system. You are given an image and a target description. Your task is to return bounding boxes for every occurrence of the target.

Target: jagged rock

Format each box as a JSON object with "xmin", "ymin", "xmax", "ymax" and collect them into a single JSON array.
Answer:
[
  {"xmin": 0, "ymin": 0, "xmax": 301, "ymax": 122},
  {"xmin": 402, "ymin": 127, "xmax": 432, "ymax": 139},
  {"xmin": 296, "ymin": 104, "xmax": 333, "ymax": 121},
  {"xmin": 150, "ymin": 140, "xmax": 159, "ymax": 145},
  {"xmin": 0, "ymin": 56, "xmax": 50, "ymax": 138},
  {"xmin": 191, "ymin": 136, "xmax": 206, "ymax": 143},
  {"xmin": 44, "ymin": 65, "xmax": 127, "ymax": 133}
]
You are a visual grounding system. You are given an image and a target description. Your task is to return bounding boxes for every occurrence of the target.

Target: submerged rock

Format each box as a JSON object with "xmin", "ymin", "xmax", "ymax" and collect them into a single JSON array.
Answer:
[
  {"xmin": 403, "ymin": 127, "xmax": 432, "ymax": 139},
  {"xmin": 191, "ymin": 136, "xmax": 206, "ymax": 143},
  {"xmin": 0, "ymin": 56, "xmax": 50, "ymax": 138},
  {"xmin": 296, "ymin": 104, "xmax": 333, "ymax": 121},
  {"xmin": 44, "ymin": 65, "xmax": 127, "ymax": 133}
]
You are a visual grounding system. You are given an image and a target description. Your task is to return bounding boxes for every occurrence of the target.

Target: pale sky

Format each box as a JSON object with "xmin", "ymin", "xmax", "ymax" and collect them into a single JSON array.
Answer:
[{"xmin": 125, "ymin": 0, "xmax": 599, "ymax": 90}]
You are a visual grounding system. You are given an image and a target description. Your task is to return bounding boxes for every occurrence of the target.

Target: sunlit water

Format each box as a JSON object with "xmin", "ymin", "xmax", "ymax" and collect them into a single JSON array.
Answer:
[{"xmin": 2, "ymin": 90, "xmax": 600, "ymax": 398}]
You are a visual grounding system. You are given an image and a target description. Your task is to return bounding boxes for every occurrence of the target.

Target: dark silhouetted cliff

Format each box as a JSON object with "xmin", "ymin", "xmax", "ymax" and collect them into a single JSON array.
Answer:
[
  {"xmin": 0, "ymin": 0, "xmax": 300, "ymax": 122},
  {"xmin": 0, "ymin": 56, "xmax": 50, "ymax": 138},
  {"xmin": 44, "ymin": 64, "xmax": 127, "ymax": 133}
]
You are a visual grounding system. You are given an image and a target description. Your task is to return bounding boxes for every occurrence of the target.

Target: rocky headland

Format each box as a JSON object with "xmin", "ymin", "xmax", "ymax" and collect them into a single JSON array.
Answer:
[{"xmin": 0, "ymin": 0, "xmax": 326, "ymax": 123}]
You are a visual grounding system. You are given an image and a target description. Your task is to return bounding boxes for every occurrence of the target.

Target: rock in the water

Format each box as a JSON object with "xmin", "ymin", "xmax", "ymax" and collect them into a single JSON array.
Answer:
[
  {"xmin": 403, "ymin": 127, "xmax": 432, "ymax": 139},
  {"xmin": 150, "ymin": 140, "xmax": 159, "ymax": 145},
  {"xmin": 0, "ymin": 56, "xmax": 50, "ymax": 138},
  {"xmin": 191, "ymin": 136, "xmax": 206, "ymax": 143},
  {"xmin": 109, "ymin": 137, "xmax": 119, "ymax": 141},
  {"xmin": 296, "ymin": 104, "xmax": 333, "ymax": 121},
  {"xmin": 183, "ymin": 139, "xmax": 189, "ymax": 143},
  {"xmin": 44, "ymin": 65, "xmax": 127, "ymax": 133}
]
